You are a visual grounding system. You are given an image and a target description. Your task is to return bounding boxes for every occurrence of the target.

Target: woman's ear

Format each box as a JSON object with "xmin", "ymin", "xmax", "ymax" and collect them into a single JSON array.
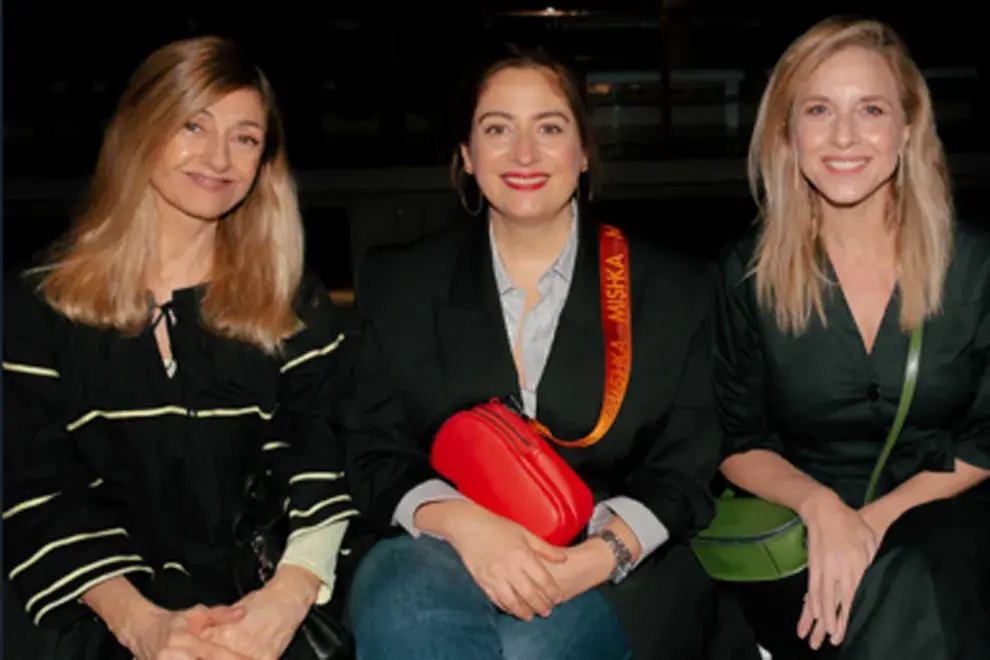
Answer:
[{"xmin": 460, "ymin": 143, "xmax": 475, "ymax": 175}]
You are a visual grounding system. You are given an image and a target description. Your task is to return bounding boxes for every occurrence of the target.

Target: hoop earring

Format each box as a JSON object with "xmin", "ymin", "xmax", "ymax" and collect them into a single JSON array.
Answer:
[
  {"xmin": 455, "ymin": 167, "xmax": 484, "ymax": 217},
  {"xmin": 794, "ymin": 153, "xmax": 822, "ymax": 236},
  {"xmin": 894, "ymin": 152, "xmax": 906, "ymax": 224},
  {"xmin": 458, "ymin": 184, "xmax": 484, "ymax": 217},
  {"xmin": 791, "ymin": 151, "xmax": 803, "ymax": 191}
]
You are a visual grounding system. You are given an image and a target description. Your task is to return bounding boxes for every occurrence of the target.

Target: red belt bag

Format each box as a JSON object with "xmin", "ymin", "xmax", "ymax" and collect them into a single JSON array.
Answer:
[{"xmin": 430, "ymin": 223, "xmax": 633, "ymax": 546}]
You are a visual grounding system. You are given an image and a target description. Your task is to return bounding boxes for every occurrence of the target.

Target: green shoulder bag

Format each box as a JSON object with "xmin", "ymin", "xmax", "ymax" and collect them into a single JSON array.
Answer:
[{"xmin": 691, "ymin": 324, "xmax": 924, "ymax": 582}]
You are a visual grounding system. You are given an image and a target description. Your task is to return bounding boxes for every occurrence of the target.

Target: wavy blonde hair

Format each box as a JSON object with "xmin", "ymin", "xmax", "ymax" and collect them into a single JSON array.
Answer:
[
  {"xmin": 38, "ymin": 36, "xmax": 304, "ymax": 354},
  {"xmin": 749, "ymin": 17, "xmax": 953, "ymax": 334}
]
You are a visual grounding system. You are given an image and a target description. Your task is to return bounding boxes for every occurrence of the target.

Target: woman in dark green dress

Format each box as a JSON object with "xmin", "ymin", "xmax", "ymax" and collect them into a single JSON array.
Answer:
[{"xmin": 713, "ymin": 17, "xmax": 990, "ymax": 659}]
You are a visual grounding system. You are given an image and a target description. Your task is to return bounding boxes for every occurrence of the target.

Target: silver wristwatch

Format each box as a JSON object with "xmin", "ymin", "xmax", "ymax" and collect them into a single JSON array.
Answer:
[{"xmin": 597, "ymin": 530, "xmax": 634, "ymax": 584}]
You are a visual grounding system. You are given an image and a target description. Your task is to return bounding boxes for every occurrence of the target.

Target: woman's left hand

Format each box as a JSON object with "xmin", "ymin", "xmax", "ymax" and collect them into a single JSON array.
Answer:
[
  {"xmin": 543, "ymin": 539, "xmax": 615, "ymax": 605},
  {"xmin": 202, "ymin": 565, "xmax": 321, "ymax": 660},
  {"xmin": 797, "ymin": 502, "xmax": 895, "ymax": 649}
]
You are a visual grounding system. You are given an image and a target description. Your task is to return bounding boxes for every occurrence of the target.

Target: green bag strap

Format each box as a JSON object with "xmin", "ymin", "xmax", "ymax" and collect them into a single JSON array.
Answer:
[{"xmin": 862, "ymin": 323, "xmax": 924, "ymax": 505}]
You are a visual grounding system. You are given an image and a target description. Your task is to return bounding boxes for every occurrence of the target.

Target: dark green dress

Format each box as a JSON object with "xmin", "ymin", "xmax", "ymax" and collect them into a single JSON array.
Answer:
[{"xmin": 713, "ymin": 224, "xmax": 990, "ymax": 659}]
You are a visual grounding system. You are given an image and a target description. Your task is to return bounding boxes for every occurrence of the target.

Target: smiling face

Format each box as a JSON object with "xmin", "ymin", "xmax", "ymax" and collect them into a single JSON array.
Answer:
[
  {"xmin": 461, "ymin": 66, "xmax": 588, "ymax": 223},
  {"xmin": 149, "ymin": 88, "xmax": 267, "ymax": 221},
  {"xmin": 792, "ymin": 46, "xmax": 909, "ymax": 209}
]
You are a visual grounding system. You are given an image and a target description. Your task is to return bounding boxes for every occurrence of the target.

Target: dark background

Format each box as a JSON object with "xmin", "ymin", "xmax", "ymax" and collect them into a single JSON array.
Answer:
[{"xmin": 4, "ymin": 2, "xmax": 987, "ymax": 311}]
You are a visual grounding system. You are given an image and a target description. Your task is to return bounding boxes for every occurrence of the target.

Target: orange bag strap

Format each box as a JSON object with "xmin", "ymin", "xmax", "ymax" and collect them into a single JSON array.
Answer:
[{"xmin": 527, "ymin": 223, "xmax": 633, "ymax": 449}]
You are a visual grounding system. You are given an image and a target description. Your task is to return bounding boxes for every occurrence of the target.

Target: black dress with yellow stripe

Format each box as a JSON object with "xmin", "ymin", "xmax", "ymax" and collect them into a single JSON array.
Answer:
[{"xmin": 2, "ymin": 272, "xmax": 359, "ymax": 654}]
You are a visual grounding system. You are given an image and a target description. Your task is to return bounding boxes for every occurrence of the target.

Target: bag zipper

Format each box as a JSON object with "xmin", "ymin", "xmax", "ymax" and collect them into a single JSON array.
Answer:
[
  {"xmin": 694, "ymin": 515, "xmax": 804, "ymax": 544},
  {"xmin": 473, "ymin": 406, "xmax": 537, "ymax": 452}
]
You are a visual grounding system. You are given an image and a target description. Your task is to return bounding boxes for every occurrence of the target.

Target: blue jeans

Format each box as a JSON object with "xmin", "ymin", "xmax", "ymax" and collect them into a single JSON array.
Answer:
[{"xmin": 349, "ymin": 535, "xmax": 632, "ymax": 660}]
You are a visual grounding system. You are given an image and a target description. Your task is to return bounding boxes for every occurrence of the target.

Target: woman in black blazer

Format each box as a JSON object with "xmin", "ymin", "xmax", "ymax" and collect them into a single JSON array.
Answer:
[{"xmin": 344, "ymin": 49, "xmax": 751, "ymax": 660}]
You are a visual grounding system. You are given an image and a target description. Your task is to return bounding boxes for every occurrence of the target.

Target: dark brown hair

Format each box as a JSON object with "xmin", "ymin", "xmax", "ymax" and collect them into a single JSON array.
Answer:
[{"xmin": 450, "ymin": 46, "xmax": 601, "ymax": 210}]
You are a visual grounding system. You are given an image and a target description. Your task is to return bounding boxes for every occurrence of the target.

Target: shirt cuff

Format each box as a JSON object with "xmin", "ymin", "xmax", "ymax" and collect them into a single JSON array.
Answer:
[
  {"xmin": 392, "ymin": 479, "xmax": 467, "ymax": 537},
  {"xmin": 588, "ymin": 496, "xmax": 670, "ymax": 568},
  {"xmin": 279, "ymin": 520, "xmax": 350, "ymax": 605}
]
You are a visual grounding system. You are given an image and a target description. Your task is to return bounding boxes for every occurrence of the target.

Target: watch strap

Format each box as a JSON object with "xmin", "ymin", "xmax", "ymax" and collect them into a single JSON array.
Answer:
[{"xmin": 598, "ymin": 530, "xmax": 634, "ymax": 584}]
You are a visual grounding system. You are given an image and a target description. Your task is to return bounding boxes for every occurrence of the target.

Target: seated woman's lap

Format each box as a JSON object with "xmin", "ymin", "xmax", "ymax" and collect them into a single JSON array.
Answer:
[
  {"xmin": 348, "ymin": 534, "xmax": 631, "ymax": 660},
  {"xmin": 729, "ymin": 490, "xmax": 990, "ymax": 659},
  {"xmin": 841, "ymin": 490, "xmax": 990, "ymax": 657}
]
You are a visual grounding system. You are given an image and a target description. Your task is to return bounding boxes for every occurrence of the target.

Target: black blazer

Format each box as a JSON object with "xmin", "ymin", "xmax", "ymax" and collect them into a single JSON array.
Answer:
[{"xmin": 344, "ymin": 213, "xmax": 723, "ymax": 657}]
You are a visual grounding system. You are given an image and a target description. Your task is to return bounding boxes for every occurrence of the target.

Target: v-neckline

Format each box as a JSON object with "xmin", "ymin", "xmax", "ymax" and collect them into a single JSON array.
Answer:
[{"xmin": 824, "ymin": 257, "xmax": 898, "ymax": 359}]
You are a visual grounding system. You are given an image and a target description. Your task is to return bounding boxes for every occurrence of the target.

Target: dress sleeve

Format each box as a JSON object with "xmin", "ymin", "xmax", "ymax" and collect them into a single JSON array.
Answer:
[
  {"xmin": 712, "ymin": 243, "xmax": 786, "ymax": 458},
  {"xmin": 3, "ymin": 277, "xmax": 153, "ymax": 628},
  {"xmin": 954, "ymin": 291, "xmax": 990, "ymax": 469},
  {"xmin": 271, "ymin": 279, "xmax": 360, "ymax": 546}
]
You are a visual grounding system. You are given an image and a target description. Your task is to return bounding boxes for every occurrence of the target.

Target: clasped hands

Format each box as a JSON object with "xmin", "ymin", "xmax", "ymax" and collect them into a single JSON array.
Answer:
[
  {"xmin": 445, "ymin": 506, "xmax": 617, "ymax": 621},
  {"xmin": 128, "ymin": 565, "xmax": 321, "ymax": 660},
  {"xmin": 796, "ymin": 493, "xmax": 894, "ymax": 651}
]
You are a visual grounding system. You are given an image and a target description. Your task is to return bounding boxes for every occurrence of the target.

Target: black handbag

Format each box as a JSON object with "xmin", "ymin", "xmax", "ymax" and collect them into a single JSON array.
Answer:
[{"xmin": 231, "ymin": 471, "xmax": 355, "ymax": 660}]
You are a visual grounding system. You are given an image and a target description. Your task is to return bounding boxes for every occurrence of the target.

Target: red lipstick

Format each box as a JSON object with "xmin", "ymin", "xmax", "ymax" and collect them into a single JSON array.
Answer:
[{"xmin": 501, "ymin": 171, "xmax": 550, "ymax": 191}]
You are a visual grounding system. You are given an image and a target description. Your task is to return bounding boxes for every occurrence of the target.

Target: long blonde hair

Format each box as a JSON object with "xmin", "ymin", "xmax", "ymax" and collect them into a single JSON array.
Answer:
[
  {"xmin": 749, "ymin": 17, "xmax": 953, "ymax": 334},
  {"xmin": 39, "ymin": 36, "xmax": 304, "ymax": 354}
]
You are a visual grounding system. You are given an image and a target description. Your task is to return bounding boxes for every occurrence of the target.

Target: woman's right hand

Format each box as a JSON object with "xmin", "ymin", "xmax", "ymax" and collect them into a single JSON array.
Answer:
[
  {"xmin": 125, "ymin": 604, "xmax": 251, "ymax": 660},
  {"xmin": 797, "ymin": 491, "xmax": 879, "ymax": 649},
  {"xmin": 432, "ymin": 501, "xmax": 567, "ymax": 621}
]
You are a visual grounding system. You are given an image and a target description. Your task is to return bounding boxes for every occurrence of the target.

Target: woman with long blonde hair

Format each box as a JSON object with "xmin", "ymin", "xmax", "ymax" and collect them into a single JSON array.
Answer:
[
  {"xmin": 713, "ymin": 17, "xmax": 990, "ymax": 659},
  {"xmin": 3, "ymin": 37, "xmax": 357, "ymax": 659}
]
